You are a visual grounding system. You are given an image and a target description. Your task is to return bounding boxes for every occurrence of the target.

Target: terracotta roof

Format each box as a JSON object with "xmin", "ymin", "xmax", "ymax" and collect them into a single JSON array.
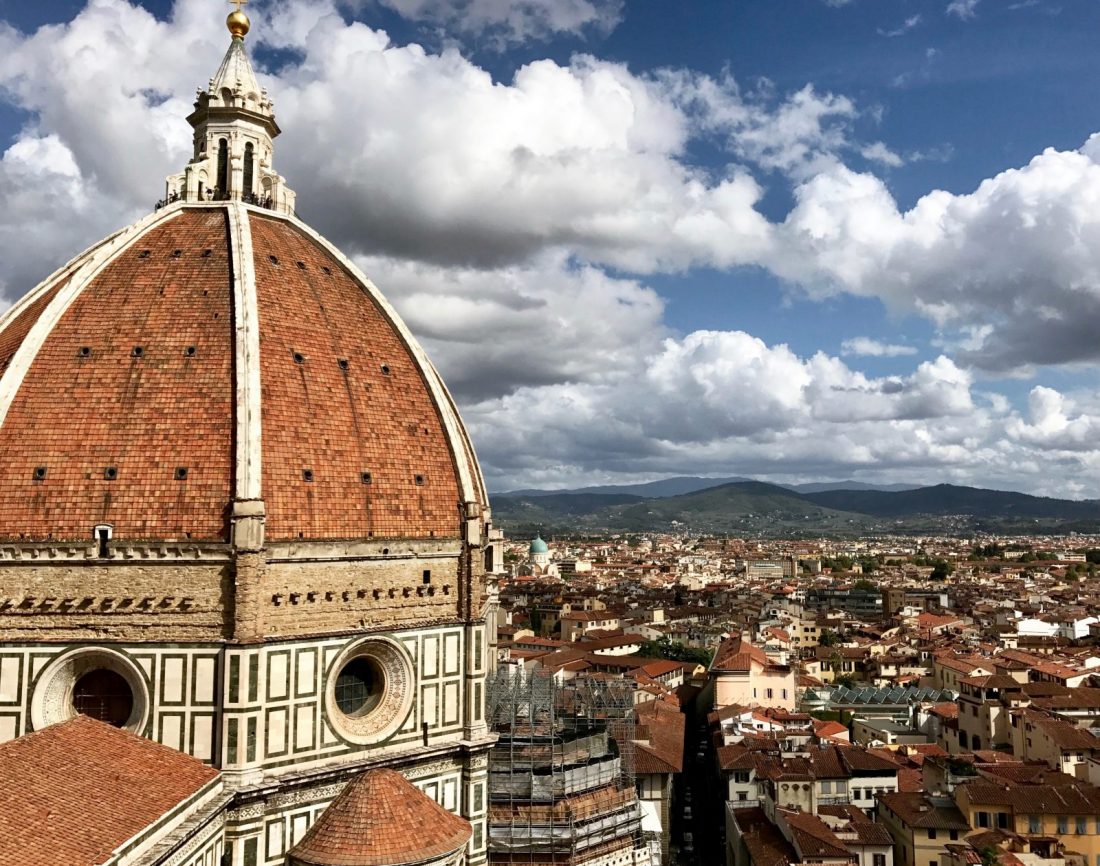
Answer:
[
  {"xmin": 732, "ymin": 807, "xmax": 797, "ymax": 866},
  {"xmin": 813, "ymin": 720, "xmax": 849, "ymax": 738},
  {"xmin": 878, "ymin": 792, "xmax": 970, "ymax": 830},
  {"xmin": 1026, "ymin": 713, "xmax": 1100, "ymax": 749},
  {"xmin": 288, "ymin": 769, "xmax": 471, "ymax": 866},
  {"xmin": 935, "ymin": 655, "xmax": 992, "ymax": 675},
  {"xmin": 711, "ymin": 634, "xmax": 773, "ymax": 672},
  {"xmin": 897, "ymin": 768, "xmax": 925, "ymax": 792},
  {"xmin": 783, "ymin": 810, "xmax": 851, "ymax": 860},
  {"xmin": 958, "ymin": 781, "xmax": 1100, "ymax": 815},
  {"xmin": 633, "ymin": 699, "xmax": 685, "ymax": 775},
  {"xmin": 0, "ymin": 716, "xmax": 219, "ymax": 866},
  {"xmin": 0, "ymin": 206, "xmax": 484, "ymax": 544}
]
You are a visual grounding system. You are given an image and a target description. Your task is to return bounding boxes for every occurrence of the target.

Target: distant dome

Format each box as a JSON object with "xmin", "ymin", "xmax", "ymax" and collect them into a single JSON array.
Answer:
[{"xmin": 529, "ymin": 535, "xmax": 549, "ymax": 555}]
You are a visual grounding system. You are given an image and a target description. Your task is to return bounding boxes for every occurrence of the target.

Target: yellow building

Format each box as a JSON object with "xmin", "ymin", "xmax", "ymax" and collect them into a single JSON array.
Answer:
[
  {"xmin": 954, "ymin": 781, "xmax": 1100, "ymax": 865},
  {"xmin": 878, "ymin": 791, "xmax": 971, "ymax": 866}
]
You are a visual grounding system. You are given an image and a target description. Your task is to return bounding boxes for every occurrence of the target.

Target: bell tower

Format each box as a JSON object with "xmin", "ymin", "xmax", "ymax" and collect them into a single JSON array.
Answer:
[{"xmin": 163, "ymin": 1, "xmax": 296, "ymax": 213}]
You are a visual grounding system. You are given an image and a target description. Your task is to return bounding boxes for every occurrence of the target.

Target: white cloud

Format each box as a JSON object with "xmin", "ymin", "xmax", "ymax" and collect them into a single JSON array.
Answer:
[
  {"xmin": 771, "ymin": 147, "xmax": 1100, "ymax": 372},
  {"xmin": 947, "ymin": 0, "xmax": 980, "ymax": 19},
  {"xmin": 462, "ymin": 332, "xmax": 1049, "ymax": 491},
  {"xmin": 878, "ymin": 14, "xmax": 922, "ymax": 37},
  {"xmin": 673, "ymin": 76, "xmax": 867, "ymax": 178},
  {"xmin": 841, "ymin": 337, "xmax": 918, "ymax": 357},
  {"xmin": 860, "ymin": 141, "xmax": 904, "ymax": 167},
  {"xmin": 369, "ymin": 0, "xmax": 624, "ymax": 45},
  {"xmin": 1006, "ymin": 386, "xmax": 1100, "ymax": 452},
  {"xmin": 359, "ymin": 253, "xmax": 667, "ymax": 400}
]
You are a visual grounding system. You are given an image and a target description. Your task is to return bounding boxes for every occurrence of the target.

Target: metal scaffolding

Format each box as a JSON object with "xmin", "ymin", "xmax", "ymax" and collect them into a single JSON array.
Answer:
[{"xmin": 485, "ymin": 669, "xmax": 647, "ymax": 866}]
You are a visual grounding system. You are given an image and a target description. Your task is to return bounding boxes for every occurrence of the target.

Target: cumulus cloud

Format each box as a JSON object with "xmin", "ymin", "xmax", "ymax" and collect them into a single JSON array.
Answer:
[
  {"xmin": 771, "ymin": 148, "xmax": 1100, "ymax": 372},
  {"xmin": 358, "ymin": 253, "xmax": 667, "ymax": 400},
  {"xmin": 369, "ymin": 0, "xmax": 624, "ymax": 45},
  {"xmin": 1006, "ymin": 387, "xmax": 1100, "ymax": 452},
  {"xmin": 841, "ymin": 337, "xmax": 918, "ymax": 357},
  {"xmin": 463, "ymin": 333, "xmax": 1037, "ymax": 491}
]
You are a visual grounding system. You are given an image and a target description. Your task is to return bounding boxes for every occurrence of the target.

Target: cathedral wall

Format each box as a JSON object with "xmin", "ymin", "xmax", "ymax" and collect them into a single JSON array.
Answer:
[
  {"xmin": 259, "ymin": 554, "xmax": 462, "ymax": 637},
  {"xmin": 0, "ymin": 558, "xmax": 231, "ymax": 642},
  {"xmin": 221, "ymin": 622, "xmax": 486, "ymax": 773},
  {"xmin": 0, "ymin": 618, "xmax": 490, "ymax": 768},
  {"xmin": 0, "ymin": 642, "xmax": 224, "ymax": 759},
  {"xmin": 158, "ymin": 811, "xmax": 226, "ymax": 866}
]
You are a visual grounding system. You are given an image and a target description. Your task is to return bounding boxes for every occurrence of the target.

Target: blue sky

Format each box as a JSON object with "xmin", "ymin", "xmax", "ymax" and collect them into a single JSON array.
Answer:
[{"xmin": 2, "ymin": 0, "xmax": 1100, "ymax": 495}]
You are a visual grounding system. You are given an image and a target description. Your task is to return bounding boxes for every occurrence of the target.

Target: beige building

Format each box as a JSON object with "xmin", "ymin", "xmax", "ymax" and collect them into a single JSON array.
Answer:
[
  {"xmin": 877, "ymin": 792, "xmax": 970, "ymax": 866},
  {"xmin": 710, "ymin": 634, "xmax": 796, "ymax": 710},
  {"xmin": 1009, "ymin": 709, "xmax": 1100, "ymax": 776},
  {"xmin": 954, "ymin": 781, "xmax": 1100, "ymax": 866}
]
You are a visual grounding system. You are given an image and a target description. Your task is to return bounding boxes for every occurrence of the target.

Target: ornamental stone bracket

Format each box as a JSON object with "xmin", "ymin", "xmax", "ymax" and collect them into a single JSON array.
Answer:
[
  {"xmin": 0, "ymin": 542, "xmax": 230, "ymax": 562},
  {"xmin": 230, "ymin": 499, "xmax": 266, "ymax": 552}
]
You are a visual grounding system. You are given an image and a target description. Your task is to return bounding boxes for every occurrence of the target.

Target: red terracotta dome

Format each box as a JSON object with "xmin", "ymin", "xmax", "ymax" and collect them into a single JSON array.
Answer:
[
  {"xmin": 287, "ymin": 768, "xmax": 472, "ymax": 866},
  {"xmin": 0, "ymin": 204, "xmax": 486, "ymax": 544}
]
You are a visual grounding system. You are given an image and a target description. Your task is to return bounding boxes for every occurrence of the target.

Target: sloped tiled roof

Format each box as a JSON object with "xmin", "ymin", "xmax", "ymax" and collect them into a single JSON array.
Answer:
[
  {"xmin": 633, "ymin": 699, "xmax": 685, "ymax": 775},
  {"xmin": 287, "ymin": 769, "xmax": 471, "ymax": 866},
  {"xmin": 959, "ymin": 781, "xmax": 1100, "ymax": 815},
  {"xmin": 879, "ymin": 792, "xmax": 971, "ymax": 830},
  {"xmin": 0, "ymin": 716, "xmax": 220, "ymax": 866},
  {"xmin": 783, "ymin": 810, "xmax": 852, "ymax": 860}
]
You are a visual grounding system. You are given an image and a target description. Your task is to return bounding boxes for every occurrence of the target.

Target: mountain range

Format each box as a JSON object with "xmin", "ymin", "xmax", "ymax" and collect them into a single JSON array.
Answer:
[
  {"xmin": 499, "ymin": 476, "xmax": 918, "ymax": 498},
  {"xmin": 490, "ymin": 479, "xmax": 1100, "ymax": 537}
]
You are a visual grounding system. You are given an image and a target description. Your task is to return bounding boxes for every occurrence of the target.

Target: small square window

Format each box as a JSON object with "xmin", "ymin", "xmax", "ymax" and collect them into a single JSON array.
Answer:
[
  {"xmin": 174, "ymin": 467, "xmax": 188, "ymax": 481},
  {"xmin": 104, "ymin": 466, "xmax": 118, "ymax": 481},
  {"xmin": 302, "ymin": 469, "xmax": 314, "ymax": 482}
]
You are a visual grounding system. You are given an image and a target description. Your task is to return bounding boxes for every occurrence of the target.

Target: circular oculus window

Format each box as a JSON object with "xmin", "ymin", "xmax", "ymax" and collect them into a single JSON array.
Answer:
[
  {"xmin": 31, "ymin": 647, "xmax": 149, "ymax": 733},
  {"xmin": 326, "ymin": 637, "xmax": 414, "ymax": 745}
]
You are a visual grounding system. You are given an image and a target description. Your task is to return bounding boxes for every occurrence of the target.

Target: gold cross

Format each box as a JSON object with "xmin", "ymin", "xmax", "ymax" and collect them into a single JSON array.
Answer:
[{"xmin": 229, "ymin": 0, "xmax": 248, "ymax": 11}]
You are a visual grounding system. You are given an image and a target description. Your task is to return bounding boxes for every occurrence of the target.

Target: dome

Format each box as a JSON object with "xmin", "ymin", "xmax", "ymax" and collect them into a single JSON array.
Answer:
[
  {"xmin": 287, "ymin": 768, "xmax": 471, "ymax": 866},
  {"xmin": 529, "ymin": 535, "xmax": 549, "ymax": 555},
  {"xmin": 0, "ymin": 203, "xmax": 485, "ymax": 544},
  {"xmin": 0, "ymin": 29, "xmax": 486, "ymax": 546}
]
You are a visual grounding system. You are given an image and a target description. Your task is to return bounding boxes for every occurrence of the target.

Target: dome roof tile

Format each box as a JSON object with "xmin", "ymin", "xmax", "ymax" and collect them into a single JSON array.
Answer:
[
  {"xmin": 0, "ymin": 206, "xmax": 485, "ymax": 544},
  {"xmin": 287, "ymin": 768, "xmax": 471, "ymax": 866}
]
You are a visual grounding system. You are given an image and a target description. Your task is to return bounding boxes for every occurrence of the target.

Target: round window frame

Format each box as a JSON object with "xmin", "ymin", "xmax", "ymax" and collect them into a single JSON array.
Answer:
[
  {"xmin": 31, "ymin": 646, "xmax": 150, "ymax": 733},
  {"xmin": 325, "ymin": 636, "xmax": 414, "ymax": 745}
]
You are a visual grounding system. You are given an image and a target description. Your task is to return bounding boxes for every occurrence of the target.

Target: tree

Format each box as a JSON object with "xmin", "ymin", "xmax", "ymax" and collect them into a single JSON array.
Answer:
[
  {"xmin": 818, "ymin": 629, "xmax": 840, "ymax": 647},
  {"xmin": 978, "ymin": 847, "xmax": 1001, "ymax": 866},
  {"xmin": 853, "ymin": 579, "xmax": 877, "ymax": 591},
  {"xmin": 857, "ymin": 557, "xmax": 879, "ymax": 574},
  {"xmin": 929, "ymin": 560, "xmax": 954, "ymax": 581},
  {"xmin": 638, "ymin": 639, "xmax": 713, "ymax": 667}
]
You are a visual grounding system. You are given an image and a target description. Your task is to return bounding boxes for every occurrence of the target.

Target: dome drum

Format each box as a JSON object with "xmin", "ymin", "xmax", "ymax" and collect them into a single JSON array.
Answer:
[{"xmin": 0, "ymin": 201, "xmax": 493, "ymax": 643}]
